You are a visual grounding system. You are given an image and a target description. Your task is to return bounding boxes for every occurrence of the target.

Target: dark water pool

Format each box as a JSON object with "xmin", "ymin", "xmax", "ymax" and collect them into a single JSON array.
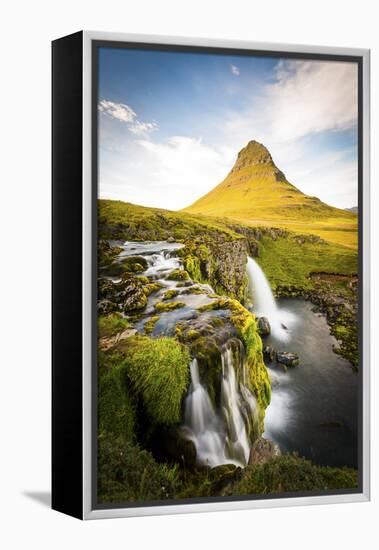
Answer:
[{"xmin": 263, "ymin": 298, "xmax": 358, "ymax": 468}]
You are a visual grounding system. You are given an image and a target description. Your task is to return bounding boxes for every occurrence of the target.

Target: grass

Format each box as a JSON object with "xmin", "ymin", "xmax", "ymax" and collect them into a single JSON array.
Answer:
[
  {"xmin": 118, "ymin": 336, "xmax": 190, "ymax": 425},
  {"xmin": 98, "ymin": 351, "xmax": 136, "ymax": 442},
  {"xmin": 223, "ymin": 455, "xmax": 358, "ymax": 495},
  {"xmin": 256, "ymin": 234, "xmax": 357, "ymax": 291},
  {"xmin": 98, "ymin": 313, "xmax": 130, "ymax": 339},
  {"xmin": 184, "ymin": 141, "xmax": 358, "ymax": 249},
  {"xmin": 98, "ymin": 434, "xmax": 181, "ymax": 503}
]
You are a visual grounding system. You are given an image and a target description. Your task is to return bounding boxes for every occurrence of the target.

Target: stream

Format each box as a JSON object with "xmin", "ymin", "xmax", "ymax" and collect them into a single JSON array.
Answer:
[{"xmin": 112, "ymin": 240, "xmax": 358, "ymax": 470}]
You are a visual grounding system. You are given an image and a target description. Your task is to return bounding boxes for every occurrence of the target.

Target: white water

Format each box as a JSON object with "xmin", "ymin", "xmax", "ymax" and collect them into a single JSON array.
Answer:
[
  {"xmin": 246, "ymin": 257, "xmax": 296, "ymax": 342},
  {"xmin": 185, "ymin": 345, "xmax": 258, "ymax": 467}
]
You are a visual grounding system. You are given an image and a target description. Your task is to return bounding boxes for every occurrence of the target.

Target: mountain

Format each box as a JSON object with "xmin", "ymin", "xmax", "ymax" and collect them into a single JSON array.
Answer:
[
  {"xmin": 183, "ymin": 141, "xmax": 357, "ymax": 248},
  {"xmin": 345, "ymin": 206, "xmax": 358, "ymax": 213}
]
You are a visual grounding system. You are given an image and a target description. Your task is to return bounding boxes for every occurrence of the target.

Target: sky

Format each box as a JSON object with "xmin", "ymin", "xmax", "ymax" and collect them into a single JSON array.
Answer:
[{"xmin": 98, "ymin": 46, "xmax": 358, "ymax": 211}]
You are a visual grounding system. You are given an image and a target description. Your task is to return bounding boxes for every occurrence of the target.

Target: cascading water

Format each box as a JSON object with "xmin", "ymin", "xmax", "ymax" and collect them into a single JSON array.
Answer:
[
  {"xmin": 246, "ymin": 257, "xmax": 296, "ymax": 342},
  {"xmin": 184, "ymin": 358, "xmax": 228, "ymax": 467},
  {"xmin": 184, "ymin": 342, "xmax": 258, "ymax": 468}
]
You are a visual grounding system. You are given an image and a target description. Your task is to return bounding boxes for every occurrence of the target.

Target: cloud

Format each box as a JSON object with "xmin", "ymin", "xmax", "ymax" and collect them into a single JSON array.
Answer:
[
  {"xmin": 128, "ymin": 120, "xmax": 158, "ymax": 136},
  {"xmin": 98, "ymin": 99, "xmax": 158, "ymax": 136},
  {"xmin": 98, "ymin": 99, "xmax": 136, "ymax": 123},
  {"xmin": 266, "ymin": 60, "xmax": 358, "ymax": 141},
  {"xmin": 99, "ymin": 59, "xmax": 358, "ymax": 210},
  {"xmin": 100, "ymin": 136, "xmax": 233, "ymax": 210}
]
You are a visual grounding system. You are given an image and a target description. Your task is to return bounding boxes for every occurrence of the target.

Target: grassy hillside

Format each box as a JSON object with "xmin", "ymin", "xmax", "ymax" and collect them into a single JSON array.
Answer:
[
  {"xmin": 99, "ymin": 199, "xmax": 357, "ymax": 290},
  {"xmin": 184, "ymin": 141, "xmax": 357, "ymax": 249}
]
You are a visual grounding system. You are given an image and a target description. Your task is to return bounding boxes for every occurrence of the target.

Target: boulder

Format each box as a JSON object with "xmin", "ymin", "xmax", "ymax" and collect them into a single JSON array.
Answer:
[
  {"xmin": 97, "ymin": 299, "xmax": 118, "ymax": 315},
  {"xmin": 156, "ymin": 426, "xmax": 197, "ymax": 469},
  {"xmin": 257, "ymin": 316, "xmax": 271, "ymax": 336},
  {"xmin": 263, "ymin": 345, "xmax": 276, "ymax": 363},
  {"xmin": 123, "ymin": 287, "xmax": 147, "ymax": 312},
  {"xmin": 276, "ymin": 351, "xmax": 299, "ymax": 368},
  {"xmin": 249, "ymin": 437, "xmax": 281, "ymax": 466}
]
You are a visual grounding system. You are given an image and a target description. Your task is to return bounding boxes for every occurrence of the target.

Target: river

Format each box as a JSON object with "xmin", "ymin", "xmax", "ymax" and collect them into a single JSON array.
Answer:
[{"xmin": 110, "ymin": 240, "xmax": 358, "ymax": 470}]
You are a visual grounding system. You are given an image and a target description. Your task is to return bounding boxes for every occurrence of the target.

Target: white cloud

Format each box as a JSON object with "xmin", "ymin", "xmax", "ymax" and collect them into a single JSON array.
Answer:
[
  {"xmin": 99, "ymin": 60, "xmax": 358, "ymax": 210},
  {"xmin": 98, "ymin": 99, "xmax": 158, "ymax": 136},
  {"xmin": 230, "ymin": 64, "xmax": 240, "ymax": 76},
  {"xmin": 266, "ymin": 60, "xmax": 358, "ymax": 141},
  {"xmin": 128, "ymin": 120, "xmax": 158, "ymax": 136},
  {"xmin": 100, "ymin": 136, "xmax": 234, "ymax": 210},
  {"xmin": 98, "ymin": 99, "xmax": 136, "ymax": 123}
]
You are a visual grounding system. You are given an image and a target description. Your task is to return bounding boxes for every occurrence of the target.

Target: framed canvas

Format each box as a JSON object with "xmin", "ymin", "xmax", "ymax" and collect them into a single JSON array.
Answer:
[{"xmin": 52, "ymin": 31, "xmax": 370, "ymax": 520}]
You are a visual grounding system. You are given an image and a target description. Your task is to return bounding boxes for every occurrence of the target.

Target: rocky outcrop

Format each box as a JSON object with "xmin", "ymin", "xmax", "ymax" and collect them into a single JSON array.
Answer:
[
  {"xmin": 257, "ymin": 316, "xmax": 271, "ymax": 336},
  {"xmin": 98, "ymin": 275, "xmax": 148, "ymax": 314},
  {"xmin": 276, "ymin": 351, "xmax": 300, "ymax": 368},
  {"xmin": 180, "ymin": 237, "xmax": 249, "ymax": 303},
  {"xmin": 249, "ymin": 437, "xmax": 281, "ymax": 465}
]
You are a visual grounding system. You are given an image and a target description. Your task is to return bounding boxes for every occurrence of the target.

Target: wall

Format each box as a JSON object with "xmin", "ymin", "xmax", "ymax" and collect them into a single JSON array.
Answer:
[{"xmin": 1, "ymin": 1, "xmax": 377, "ymax": 549}]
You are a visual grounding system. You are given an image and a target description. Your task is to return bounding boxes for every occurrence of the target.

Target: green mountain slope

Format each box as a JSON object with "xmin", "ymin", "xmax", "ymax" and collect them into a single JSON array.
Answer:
[{"xmin": 184, "ymin": 140, "xmax": 357, "ymax": 248}]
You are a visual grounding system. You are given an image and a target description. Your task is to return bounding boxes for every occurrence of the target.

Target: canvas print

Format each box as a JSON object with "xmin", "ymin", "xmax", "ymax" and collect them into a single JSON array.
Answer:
[{"xmin": 96, "ymin": 45, "xmax": 360, "ymax": 506}]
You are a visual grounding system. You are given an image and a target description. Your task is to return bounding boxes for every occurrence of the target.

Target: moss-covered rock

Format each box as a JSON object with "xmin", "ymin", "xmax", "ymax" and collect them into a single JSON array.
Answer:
[
  {"xmin": 143, "ymin": 281, "xmax": 164, "ymax": 297},
  {"xmin": 98, "ymin": 351, "xmax": 136, "ymax": 443},
  {"xmin": 197, "ymin": 297, "xmax": 271, "ymax": 413},
  {"xmin": 144, "ymin": 315, "xmax": 160, "ymax": 335},
  {"xmin": 117, "ymin": 335, "xmax": 191, "ymax": 425},
  {"xmin": 120, "ymin": 255, "xmax": 148, "ymax": 273},
  {"xmin": 162, "ymin": 289, "xmax": 180, "ymax": 300},
  {"xmin": 167, "ymin": 269, "xmax": 191, "ymax": 282},
  {"xmin": 154, "ymin": 301, "xmax": 186, "ymax": 313},
  {"xmin": 98, "ymin": 240, "xmax": 123, "ymax": 268}
]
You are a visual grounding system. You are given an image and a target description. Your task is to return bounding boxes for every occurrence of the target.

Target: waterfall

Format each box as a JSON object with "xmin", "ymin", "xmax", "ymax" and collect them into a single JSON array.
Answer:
[
  {"xmin": 184, "ymin": 358, "xmax": 229, "ymax": 467},
  {"xmin": 184, "ymin": 343, "xmax": 258, "ymax": 468},
  {"xmin": 246, "ymin": 257, "xmax": 296, "ymax": 342}
]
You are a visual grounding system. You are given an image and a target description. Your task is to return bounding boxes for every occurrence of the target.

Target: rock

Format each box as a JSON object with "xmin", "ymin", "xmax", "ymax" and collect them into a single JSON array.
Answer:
[
  {"xmin": 257, "ymin": 316, "xmax": 271, "ymax": 336},
  {"xmin": 99, "ymin": 328, "xmax": 137, "ymax": 351},
  {"xmin": 156, "ymin": 426, "xmax": 197, "ymax": 469},
  {"xmin": 167, "ymin": 236, "xmax": 175, "ymax": 243},
  {"xmin": 263, "ymin": 345, "xmax": 276, "ymax": 363},
  {"xmin": 249, "ymin": 437, "xmax": 281, "ymax": 466},
  {"xmin": 123, "ymin": 287, "xmax": 147, "ymax": 312},
  {"xmin": 209, "ymin": 464, "xmax": 242, "ymax": 491},
  {"xmin": 276, "ymin": 351, "xmax": 299, "ymax": 367},
  {"xmin": 97, "ymin": 299, "xmax": 118, "ymax": 315},
  {"xmin": 120, "ymin": 255, "xmax": 148, "ymax": 273}
]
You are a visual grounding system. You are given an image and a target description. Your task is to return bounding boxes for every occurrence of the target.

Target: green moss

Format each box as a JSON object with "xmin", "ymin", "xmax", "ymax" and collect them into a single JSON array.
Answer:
[
  {"xmin": 162, "ymin": 289, "xmax": 179, "ymax": 300},
  {"xmin": 197, "ymin": 297, "xmax": 270, "ymax": 412},
  {"xmin": 98, "ymin": 240, "xmax": 123, "ymax": 268},
  {"xmin": 144, "ymin": 315, "xmax": 160, "ymax": 335},
  {"xmin": 143, "ymin": 282, "xmax": 164, "ymax": 296},
  {"xmin": 180, "ymin": 286, "xmax": 206, "ymax": 295},
  {"xmin": 223, "ymin": 455, "xmax": 358, "ymax": 496},
  {"xmin": 167, "ymin": 269, "xmax": 190, "ymax": 282},
  {"xmin": 98, "ymin": 434, "xmax": 181, "ymax": 503},
  {"xmin": 98, "ymin": 313, "xmax": 130, "ymax": 339},
  {"xmin": 184, "ymin": 255, "xmax": 202, "ymax": 282},
  {"xmin": 120, "ymin": 255, "xmax": 148, "ymax": 273},
  {"xmin": 119, "ymin": 336, "xmax": 190, "ymax": 425},
  {"xmin": 98, "ymin": 351, "xmax": 136, "ymax": 443},
  {"xmin": 155, "ymin": 301, "xmax": 186, "ymax": 313}
]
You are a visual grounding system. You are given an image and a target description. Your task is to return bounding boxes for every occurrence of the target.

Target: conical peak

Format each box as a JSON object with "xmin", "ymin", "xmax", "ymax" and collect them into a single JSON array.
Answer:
[{"xmin": 231, "ymin": 140, "xmax": 275, "ymax": 173}]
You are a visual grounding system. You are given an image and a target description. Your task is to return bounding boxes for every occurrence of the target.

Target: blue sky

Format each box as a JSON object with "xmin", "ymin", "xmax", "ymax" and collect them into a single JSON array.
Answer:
[{"xmin": 98, "ymin": 46, "xmax": 358, "ymax": 210}]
